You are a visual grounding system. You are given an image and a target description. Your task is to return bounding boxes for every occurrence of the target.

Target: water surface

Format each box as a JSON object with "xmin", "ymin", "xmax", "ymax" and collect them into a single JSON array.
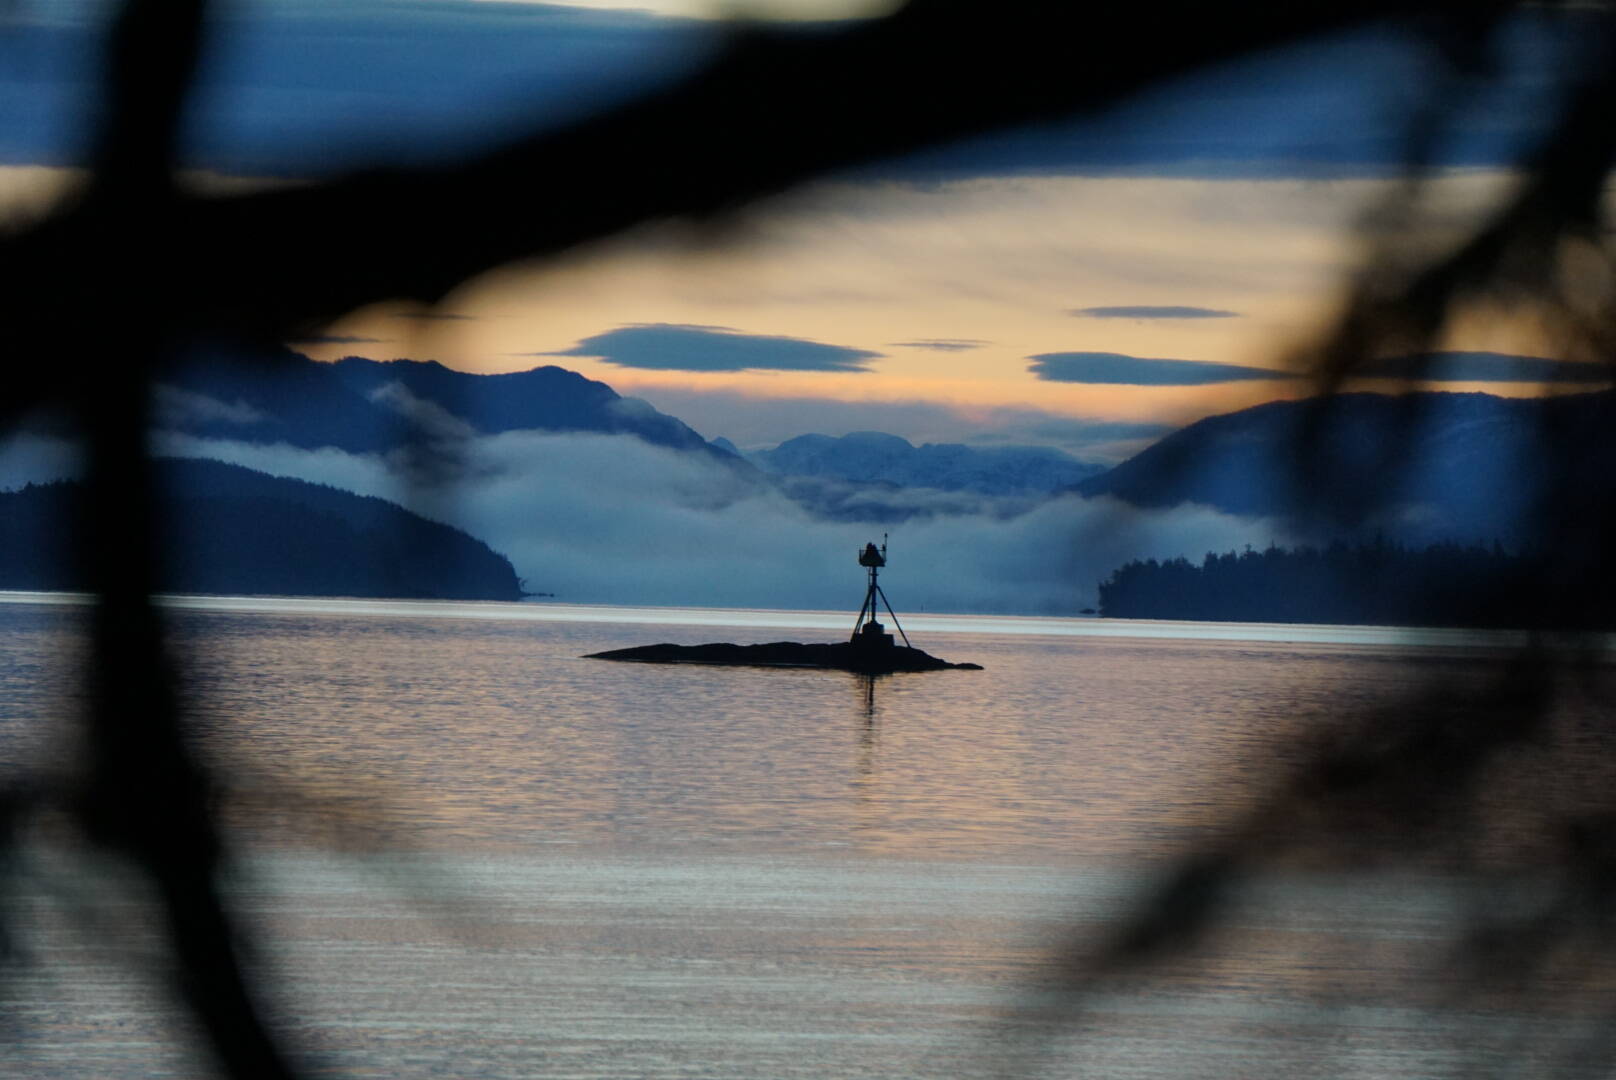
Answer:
[{"xmin": 0, "ymin": 596, "xmax": 1602, "ymax": 1078}]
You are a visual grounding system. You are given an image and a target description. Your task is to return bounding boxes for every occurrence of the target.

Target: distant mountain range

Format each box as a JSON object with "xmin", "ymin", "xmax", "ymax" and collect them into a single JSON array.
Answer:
[
  {"xmin": 734, "ymin": 431, "xmax": 1106, "ymax": 496},
  {"xmin": 159, "ymin": 349, "xmax": 1106, "ymax": 501},
  {"xmin": 148, "ymin": 350, "xmax": 1616, "ymax": 555},
  {"xmin": 155, "ymin": 349, "xmax": 1114, "ymax": 523},
  {"xmin": 1074, "ymin": 390, "xmax": 1616, "ymax": 544},
  {"xmin": 18, "ymin": 344, "xmax": 1609, "ymax": 609},
  {"xmin": 156, "ymin": 347, "xmax": 721, "ymax": 456},
  {"xmin": 0, "ymin": 458, "xmax": 523, "ymax": 600}
]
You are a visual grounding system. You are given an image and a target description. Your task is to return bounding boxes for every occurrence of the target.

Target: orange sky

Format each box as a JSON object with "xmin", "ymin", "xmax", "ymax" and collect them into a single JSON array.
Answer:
[
  {"xmin": 0, "ymin": 165, "xmax": 1589, "ymax": 451},
  {"xmin": 288, "ymin": 172, "xmax": 1583, "ymax": 437}
]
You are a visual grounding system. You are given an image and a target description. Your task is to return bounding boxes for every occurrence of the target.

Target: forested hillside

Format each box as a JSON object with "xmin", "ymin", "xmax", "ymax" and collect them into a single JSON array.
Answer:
[
  {"xmin": 0, "ymin": 459, "xmax": 524, "ymax": 601},
  {"xmin": 1098, "ymin": 541, "xmax": 1606, "ymax": 629}
]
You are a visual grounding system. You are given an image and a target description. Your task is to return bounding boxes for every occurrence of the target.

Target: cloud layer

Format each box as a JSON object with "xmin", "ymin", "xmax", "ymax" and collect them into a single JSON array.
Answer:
[
  {"xmin": 285, "ymin": 334, "xmax": 388, "ymax": 346},
  {"xmin": 546, "ymin": 324, "xmax": 882, "ymax": 373},
  {"xmin": 149, "ymin": 429, "xmax": 1281, "ymax": 614},
  {"xmin": 1029, "ymin": 352, "xmax": 1295, "ymax": 386},
  {"xmin": 1070, "ymin": 306, "xmax": 1240, "ymax": 320}
]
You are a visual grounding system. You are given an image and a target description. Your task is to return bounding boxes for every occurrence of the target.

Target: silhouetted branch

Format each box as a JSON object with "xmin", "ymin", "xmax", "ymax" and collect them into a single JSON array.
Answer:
[
  {"xmin": 3, "ymin": 0, "xmax": 1615, "ymax": 1076},
  {"xmin": 1314, "ymin": 38, "xmax": 1616, "ymax": 389},
  {"xmin": 4, "ymin": 1, "xmax": 1503, "ymax": 398},
  {"xmin": 65, "ymin": 0, "xmax": 301, "ymax": 1075}
]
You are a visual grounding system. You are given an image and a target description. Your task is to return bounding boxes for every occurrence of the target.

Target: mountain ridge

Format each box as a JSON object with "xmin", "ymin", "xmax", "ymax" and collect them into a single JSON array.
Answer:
[
  {"xmin": 155, "ymin": 347, "xmax": 727, "ymax": 458},
  {"xmin": 1073, "ymin": 389, "xmax": 1616, "ymax": 543}
]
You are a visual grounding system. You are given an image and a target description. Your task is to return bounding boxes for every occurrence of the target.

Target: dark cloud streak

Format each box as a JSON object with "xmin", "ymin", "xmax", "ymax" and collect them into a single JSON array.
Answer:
[
  {"xmin": 887, "ymin": 338, "xmax": 990, "ymax": 351},
  {"xmin": 545, "ymin": 323, "xmax": 881, "ymax": 374},
  {"xmin": 1029, "ymin": 352, "xmax": 1297, "ymax": 386},
  {"xmin": 285, "ymin": 334, "xmax": 388, "ymax": 345},
  {"xmin": 1071, "ymin": 306, "xmax": 1240, "ymax": 320}
]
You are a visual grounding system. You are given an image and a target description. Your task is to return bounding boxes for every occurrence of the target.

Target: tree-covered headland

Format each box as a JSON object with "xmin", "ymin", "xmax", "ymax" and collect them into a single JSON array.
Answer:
[{"xmin": 1098, "ymin": 540, "xmax": 1611, "ymax": 630}]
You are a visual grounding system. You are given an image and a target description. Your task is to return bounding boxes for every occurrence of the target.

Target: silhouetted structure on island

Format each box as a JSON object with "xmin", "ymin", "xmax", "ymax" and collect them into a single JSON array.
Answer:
[
  {"xmin": 850, "ymin": 534, "xmax": 912, "ymax": 650},
  {"xmin": 589, "ymin": 537, "xmax": 979, "ymax": 673},
  {"xmin": 1098, "ymin": 540, "xmax": 1613, "ymax": 629}
]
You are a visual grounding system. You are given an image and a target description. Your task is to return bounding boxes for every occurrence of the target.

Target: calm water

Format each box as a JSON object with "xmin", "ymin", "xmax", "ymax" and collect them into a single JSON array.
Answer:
[{"xmin": 0, "ymin": 595, "xmax": 1605, "ymax": 1078}]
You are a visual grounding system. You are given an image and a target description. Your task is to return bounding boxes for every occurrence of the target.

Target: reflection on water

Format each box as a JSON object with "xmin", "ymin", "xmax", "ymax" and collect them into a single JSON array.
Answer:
[
  {"xmin": 151, "ymin": 605, "xmax": 1411, "ymax": 859},
  {"xmin": 1, "ymin": 596, "xmax": 1613, "ymax": 1078}
]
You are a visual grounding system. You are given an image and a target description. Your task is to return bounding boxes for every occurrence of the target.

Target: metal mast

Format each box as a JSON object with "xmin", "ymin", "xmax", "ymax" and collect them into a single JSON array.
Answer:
[{"xmin": 851, "ymin": 534, "xmax": 912, "ymax": 648}]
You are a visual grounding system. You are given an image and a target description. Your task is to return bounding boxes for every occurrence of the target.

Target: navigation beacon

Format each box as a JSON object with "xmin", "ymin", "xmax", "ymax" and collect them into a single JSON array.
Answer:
[{"xmin": 851, "ymin": 534, "xmax": 912, "ymax": 650}]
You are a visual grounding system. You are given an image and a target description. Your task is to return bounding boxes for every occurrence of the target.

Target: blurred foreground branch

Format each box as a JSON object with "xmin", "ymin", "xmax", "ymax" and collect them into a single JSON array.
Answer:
[{"xmin": 2, "ymin": 0, "xmax": 1614, "ymax": 1076}]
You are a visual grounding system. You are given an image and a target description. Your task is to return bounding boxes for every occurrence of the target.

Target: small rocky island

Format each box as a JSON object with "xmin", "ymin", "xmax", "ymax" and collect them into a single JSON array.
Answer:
[
  {"xmin": 586, "ymin": 638, "xmax": 981, "ymax": 673},
  {"xmin": 586, "ymin": 539, "xmax": 981, "ymax": 675}
]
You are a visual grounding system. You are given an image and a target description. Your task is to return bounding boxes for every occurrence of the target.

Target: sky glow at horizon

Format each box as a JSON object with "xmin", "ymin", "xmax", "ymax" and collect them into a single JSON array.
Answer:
[
  {"xmin": 0, "ymin": 1, "xmax": 1604, "ymax": 459},
  {"xmin": 279, "ymin": 168, "xmax": 1589, "ymax": 454}
]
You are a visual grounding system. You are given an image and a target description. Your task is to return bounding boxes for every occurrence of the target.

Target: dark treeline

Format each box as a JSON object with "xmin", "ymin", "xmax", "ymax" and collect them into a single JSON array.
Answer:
[{"xmin": 1098, "ymin": 540, "xmax": 1611, "ymax": 629}]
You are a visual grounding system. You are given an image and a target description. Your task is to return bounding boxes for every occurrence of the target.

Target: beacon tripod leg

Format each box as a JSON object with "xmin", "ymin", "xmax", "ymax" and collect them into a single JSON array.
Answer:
[{"xmin": 875, "ymin": 587, "xmax": 912, "ymax": 648}]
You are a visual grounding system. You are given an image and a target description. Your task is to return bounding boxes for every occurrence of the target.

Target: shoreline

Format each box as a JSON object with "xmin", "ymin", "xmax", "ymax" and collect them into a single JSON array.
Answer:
[{"xmin": 0, "ymin": 589, "xmax": 1585, "ymax": 649}]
